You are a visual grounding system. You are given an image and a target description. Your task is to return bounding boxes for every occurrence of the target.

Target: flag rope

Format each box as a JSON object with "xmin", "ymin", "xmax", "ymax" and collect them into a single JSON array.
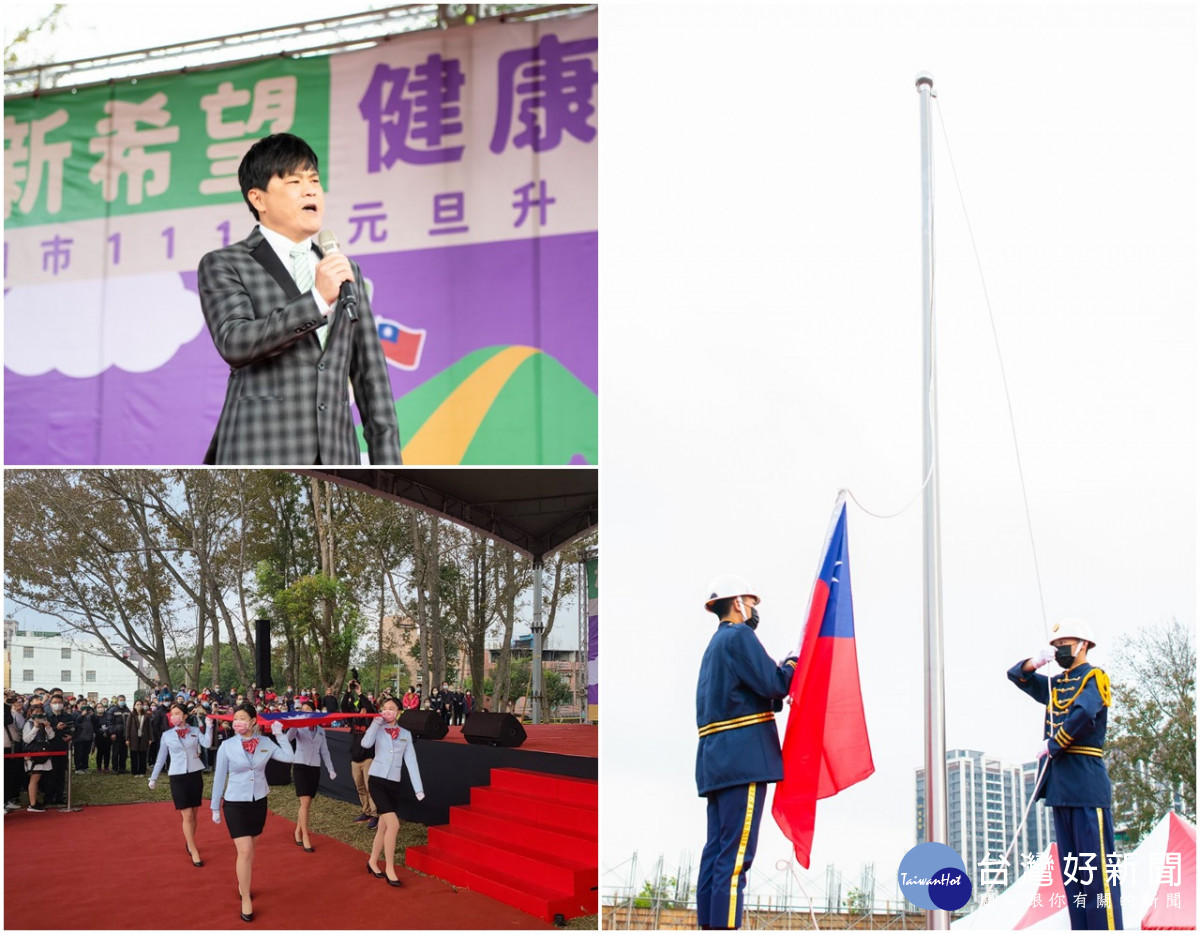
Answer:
[
  {"xmin": 934, "ymin": 96, "xmax": 1048, "ymax": 636},
  {"xmin": 839, "ymin": 99, "xmax": 1049, "ymax": 640}
]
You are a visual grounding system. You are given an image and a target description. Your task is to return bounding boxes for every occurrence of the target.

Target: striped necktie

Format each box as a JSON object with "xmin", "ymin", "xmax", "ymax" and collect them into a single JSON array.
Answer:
[{"xmin": 290, "ymin": 244, "xmax": 327, "ymax": 348}]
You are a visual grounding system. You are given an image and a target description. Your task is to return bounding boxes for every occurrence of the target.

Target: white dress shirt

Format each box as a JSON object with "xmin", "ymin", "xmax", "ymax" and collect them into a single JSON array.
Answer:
[
  {"xmin": 361, "ymin": 718, "xmax": 423, "ymax": 794},
  {"xmin": 149, "ymin": 720, "xmax": 212, "ymax": 780},
  {"xmin": 210, "ymin": 725, "xmax": 295, "ymax": 809}
]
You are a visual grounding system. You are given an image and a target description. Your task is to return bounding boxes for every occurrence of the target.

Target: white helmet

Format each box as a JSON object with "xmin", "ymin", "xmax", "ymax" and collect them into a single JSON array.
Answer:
[
  {"xmin": 1049, "ymin": 617, "xmax": 1096, "ymax": 649},
  {"xmin": 704, "ymin": 574, "xmax": 760, "ymax": 613}
]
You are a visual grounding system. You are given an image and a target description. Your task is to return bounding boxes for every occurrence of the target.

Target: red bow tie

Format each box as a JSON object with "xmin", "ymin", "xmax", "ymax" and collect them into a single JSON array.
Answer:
[
  {"xmin": 176, "ymin": 728, "xmax": 189, "ymax": 739},
  {"xmin": 385, "ymin": 727, "xmax": 400, "ymax": 740},
  {"xmin": 241, "ymin": 739, "xmax": 259, "ymax": 754}
]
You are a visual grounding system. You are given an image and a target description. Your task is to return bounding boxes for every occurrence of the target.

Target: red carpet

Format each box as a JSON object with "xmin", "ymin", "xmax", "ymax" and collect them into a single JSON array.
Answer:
[
  {"xmin": 3, "ymin": 802, "xmax": 552, "ymax": 929},
  {"xmin": 407, "ymin": 768, "xmax": 598, "ymax": 923}
]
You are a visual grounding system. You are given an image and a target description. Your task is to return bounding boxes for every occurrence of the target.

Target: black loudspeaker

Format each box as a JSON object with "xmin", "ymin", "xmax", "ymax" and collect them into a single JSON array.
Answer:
[
  {"xmin": 255, "ymin": 619, "xmax": 273, "ymax": 688},
  {"xmin": 462, "ymin": 712, "xmax": 526, "ymax": 748},
  {"xmin": 399, "ymin": 709, "xmax": 448, "ymax": 740}
]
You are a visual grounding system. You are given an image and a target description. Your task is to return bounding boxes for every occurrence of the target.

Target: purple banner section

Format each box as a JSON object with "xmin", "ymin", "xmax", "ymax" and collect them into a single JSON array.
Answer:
[
  {"xmin": 4, "ymin": 231, "xmax": 596, "ymax": 465},
  {"xmin": 588, "ymin": 612, "xmax": 598, "ymax": 706}
]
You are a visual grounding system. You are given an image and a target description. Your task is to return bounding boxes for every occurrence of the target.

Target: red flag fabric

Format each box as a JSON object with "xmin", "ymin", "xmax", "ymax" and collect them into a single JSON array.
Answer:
[{"xmin": 771, "ymin": 495, "xmax": 875, "ymax": 867}]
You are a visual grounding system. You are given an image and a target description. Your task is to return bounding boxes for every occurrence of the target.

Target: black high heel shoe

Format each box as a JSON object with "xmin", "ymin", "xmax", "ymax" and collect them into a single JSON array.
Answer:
[
  {"xmin": 185, "ymin": 844, "xmax": 203, "ymax": 868},
  {"xmin": 384, "ymin": 870, "xmax": 402, "ymax": 887},
  {"xmin": 366, "ymin": 860, "xmax": 384, "ymax": 878}
]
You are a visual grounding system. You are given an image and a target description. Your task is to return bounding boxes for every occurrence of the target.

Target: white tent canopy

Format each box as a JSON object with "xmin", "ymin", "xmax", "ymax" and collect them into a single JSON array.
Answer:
[{"xmin": 952, "ymin": 812, "xmax": 1196, "ymax": 931}]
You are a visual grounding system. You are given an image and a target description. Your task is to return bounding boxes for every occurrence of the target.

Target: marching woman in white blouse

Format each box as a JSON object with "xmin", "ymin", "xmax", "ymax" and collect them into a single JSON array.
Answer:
[
  {"xmin": 210, "ymin": 702, "xmax": 295, "ymax": 923},
  {"xmin": 362, "ymin": 697, "xmax": 424, "ymax": 886},
  {"xmin": 289, "ymin": 699, "xmax": 336, "ymax": 852},
  {"xmin": 148, "ymin": 702, "xmax": 212, "ymax": 867}
]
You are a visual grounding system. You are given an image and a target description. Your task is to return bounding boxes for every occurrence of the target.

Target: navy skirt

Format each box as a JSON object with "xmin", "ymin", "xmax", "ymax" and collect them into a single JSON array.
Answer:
[
  {"xmin": 293, "ymin": 763, "xmax": 320, "ymax": 798},
  {"xmin": 170, "ymin": 770, "xmax": 203, "ymax": 810},
  {"xmin": 222, "ymin": 797, "xmax": 268, "ymax": 839}
]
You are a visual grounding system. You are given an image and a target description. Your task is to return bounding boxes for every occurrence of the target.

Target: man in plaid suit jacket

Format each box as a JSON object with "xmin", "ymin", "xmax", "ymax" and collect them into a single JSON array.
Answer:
[{"xmin": 199, "ymin": 133, "xmax": 403, "ymax": 465}]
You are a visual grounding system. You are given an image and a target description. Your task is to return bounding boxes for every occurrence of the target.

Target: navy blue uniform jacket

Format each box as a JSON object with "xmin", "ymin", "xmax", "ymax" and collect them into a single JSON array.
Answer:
[
  {"xmin": 1007, "ymin": 660, "xmax": 1113, "ymax": 808},
  {"xmin": 696, "ymin": 621, "xmax": 797, "ymax": 796}
]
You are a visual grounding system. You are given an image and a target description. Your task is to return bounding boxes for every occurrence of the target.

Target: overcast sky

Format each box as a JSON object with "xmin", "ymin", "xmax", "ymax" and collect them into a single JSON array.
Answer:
[
  {"xmin": 601, "ymin": 0, "xmax": 1195, "ymax": 909},
  {"xmin": 3, "ymin": 0, "xmax": 1196, "ymax": 915}
]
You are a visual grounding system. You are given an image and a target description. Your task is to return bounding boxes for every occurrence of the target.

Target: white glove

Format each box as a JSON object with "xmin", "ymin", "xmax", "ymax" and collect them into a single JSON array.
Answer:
[
  {"xmin": 271, "ymin": 719, "xmax": 284, "ymax": 736},
  {"xmin": 1036, "ymin": 740, "xmax": 1050, "ymax": 760},
  {"xmin": 1031, "ymin": 647, "xmax": 1056, "ymax": 669},
  {"xmin": 328, "ymin": 771, "xmax": 337, "ymax": 780},
  {"xmin": 416, "ymin": 792, "xmax": 425, "ymax": 801},
  {"xmin": 147, "ymin": 780, "xmax": 156, "ymax": 790},
  {"xmin": 212, "ymin": 810, "xmax": 221, "ymax": 824}
]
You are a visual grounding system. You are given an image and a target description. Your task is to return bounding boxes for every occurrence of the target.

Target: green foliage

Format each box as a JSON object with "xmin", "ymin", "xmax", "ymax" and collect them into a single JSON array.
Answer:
[
  {"xmin": 481, "ymin": 656, "xmax": 572, "ymax": 710},
  {"xmin": 633, "ymin": 875, "xmax": 686, "ymax": 910},
  {"xmin": 846, "ymin": 886, "xmax": 869, "ymax": 915},
  {"xmin": 1107, "ymin": 618, "xmax": 1196, "ymax": 842},
  {"xmin": 4, "ymin": 4, "xmax": 66, "ymax": 70}
]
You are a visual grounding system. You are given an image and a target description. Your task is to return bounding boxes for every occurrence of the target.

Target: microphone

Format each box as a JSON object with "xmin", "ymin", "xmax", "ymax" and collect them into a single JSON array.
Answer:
[{"xmin": 316, "ymin": 229, "xmax": 358, "ymax": 322}]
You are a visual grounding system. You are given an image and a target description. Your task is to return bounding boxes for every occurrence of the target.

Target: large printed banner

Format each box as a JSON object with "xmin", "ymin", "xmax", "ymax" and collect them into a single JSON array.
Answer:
[
  {"xmin": 586, "ymin": 555, "xmax": 598, "ymax": 721},
  {"xmin": 4, "ymin": 15, "xmax": 597, "ymax": 465}
]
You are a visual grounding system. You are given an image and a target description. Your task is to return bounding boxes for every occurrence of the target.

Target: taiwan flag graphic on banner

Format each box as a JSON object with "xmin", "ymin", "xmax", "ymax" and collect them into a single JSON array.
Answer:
[{"xmin": 771, "ymin": 493, "xmax": 874, "ymax": 868}]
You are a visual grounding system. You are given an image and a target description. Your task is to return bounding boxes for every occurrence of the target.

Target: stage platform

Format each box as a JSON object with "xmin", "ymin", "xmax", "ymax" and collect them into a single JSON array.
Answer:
[{"xmin": 319, "ymin": 722, "xmax": 597, "ymax": 826}]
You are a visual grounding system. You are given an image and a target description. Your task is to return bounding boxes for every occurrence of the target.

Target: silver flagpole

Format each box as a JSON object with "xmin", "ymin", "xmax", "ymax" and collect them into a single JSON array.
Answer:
[{"xmin": 916, "ymin": 71, "xmax": 949, "ymax": 931}]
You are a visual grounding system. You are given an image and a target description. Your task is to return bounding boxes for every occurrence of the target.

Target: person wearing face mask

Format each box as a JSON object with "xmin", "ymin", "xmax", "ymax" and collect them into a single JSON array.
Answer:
[
  {"xmin": 695, "ymin": 575, "xmax": 798, "ymax": 931},
  {"xmin": 288, "ymin": 700, "xmax": 336, "ymax": 851},
  {"xmin": 149, "ymin": 702, "xmax": 213, "ymax": 867},
  {"xmin": 341, "ymin": 677, "xmax": 378, "ymax": 829},
  {"xmin": 128, "ymin": 700, "xmax": 154, "ymax": 776},
  {"xmin": 1009, "ymin": 619, "xmax": 1121, "ymax": 930},
  {"xmin": 93, "ymin": 704, "xmax": 112, "ymax": 773},
  {"xmin": 73, "ymin": 704, "xmax": 98, "ymax": 774},
  {"xmin": 361, "ymin": 697, "xmax": 425, "ymax": 886},
  {"xmin": 210, "ymin": 702, "xmax": 295, "ymax": 923},
  {"xmin": 103, "ymin": 695, "xmax": 132, "ymax": 774},
  {"xmin": 22, "ymin": 702, "xmax": 55, "ymax": 811},
  {"xmin": 42, "ymin": 693, "xmax": 74, "ymax": 806}
]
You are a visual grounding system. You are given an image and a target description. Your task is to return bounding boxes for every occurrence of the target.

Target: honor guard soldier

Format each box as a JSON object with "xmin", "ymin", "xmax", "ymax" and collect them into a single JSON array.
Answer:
[
  {"xmin": 1008, "ymin": 618, "xmax": 1123, "ymax": 931},
  {"xmin": 695, "ymin": 575, "xmax": 798, "ymax": 930}
]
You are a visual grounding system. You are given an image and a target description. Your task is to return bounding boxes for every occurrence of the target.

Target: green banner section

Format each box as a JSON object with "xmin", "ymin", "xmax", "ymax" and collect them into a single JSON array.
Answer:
[
  {"xmin": 587, "ymin": 557, "xmax": 598, "ymax": 600},
  {"xmin": 5, "ymin": 58, "xmax": 330, "ymax": 226}
]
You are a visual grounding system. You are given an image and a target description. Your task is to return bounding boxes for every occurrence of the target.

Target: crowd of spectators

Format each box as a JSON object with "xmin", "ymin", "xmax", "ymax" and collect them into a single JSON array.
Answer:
[{"xmin": 5, "ymin": 677, "xmax": 482, "ymax": 812}]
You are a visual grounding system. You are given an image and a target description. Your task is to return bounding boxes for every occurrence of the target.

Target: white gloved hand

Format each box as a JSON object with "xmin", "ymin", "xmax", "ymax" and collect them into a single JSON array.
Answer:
[
  {"xmin": 328, "ymin": 771, "xmax": 337, "ymax": 780},
  {"xmin": 147, "ymin": 780, "xmax": 156, "ymax": 790},
  {"xmin": 271, "ymin": 720, "xmax": 284, "ymax": 736},
  {"xmin": 1036, "ymin": 740, "xmax": 1050, "ymax": 760},
  {"xmin": 415, "ymin": 792, "xmax": 425, "ymax": 801},
  {"xmin": 212, "ymin": 810, "xmax": 221, "ymax": 824},
  {"xmin": 1031, "ymin": 647, "xmax": 1056, "ymax": 669}
]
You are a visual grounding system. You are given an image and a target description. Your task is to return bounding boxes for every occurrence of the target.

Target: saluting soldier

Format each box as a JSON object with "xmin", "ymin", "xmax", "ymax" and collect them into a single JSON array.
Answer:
[
  {"xmin": 695, "ymin": 575, "xmax": 798, "ymax": 931},
  {"xmin": 1008, "ymin": 618, "xmax": 1123, "ymax": 931}
]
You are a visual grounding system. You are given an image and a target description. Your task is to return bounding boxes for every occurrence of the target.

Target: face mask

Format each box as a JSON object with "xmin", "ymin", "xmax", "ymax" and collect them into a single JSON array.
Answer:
[
  {"xmin": 50, "ymin": 703, "xmax": 62, "ymax": 713},
  {"xmin": 746, "ymin": 606, "xmax": 761, "ymax": 631},
  {"xmin": 169, "ymin": 714, "xmax": 184, "ymax": 727},
  {"xmin": 119, "ymin": 701, "xmax": 127, "ymax": 708},
  {"xmin": 1054, "ymin": 642, "xmax": 1080, "ymax": 669},
  {"xmin": 232, "ymin": 720, "xmax": 251, "ymax": 735},
  {"xmin": 381, "ymin": 708, "xmax": 398, "ymax": 723}
]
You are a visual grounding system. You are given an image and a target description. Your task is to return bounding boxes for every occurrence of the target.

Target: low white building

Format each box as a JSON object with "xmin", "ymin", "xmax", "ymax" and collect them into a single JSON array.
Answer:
[{"xmin": 5, "ymin": 620, "xmax": 139, "ymax": 702}]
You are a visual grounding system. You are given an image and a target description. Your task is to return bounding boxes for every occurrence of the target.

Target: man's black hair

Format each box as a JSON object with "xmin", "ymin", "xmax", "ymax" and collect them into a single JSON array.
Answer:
[
  {"xmin": 238, "ymin": 133, "xmax": 320, "ymax": 221},
  {"xmin": 709, "ymin": 597, "xmax": 735, "ymax": 619}
]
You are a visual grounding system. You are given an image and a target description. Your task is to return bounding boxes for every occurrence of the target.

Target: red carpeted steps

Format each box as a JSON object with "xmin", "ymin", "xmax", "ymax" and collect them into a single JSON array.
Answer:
[{"xmin": 406, "ymin": 767, "xmax": 597, "ymax": 923}]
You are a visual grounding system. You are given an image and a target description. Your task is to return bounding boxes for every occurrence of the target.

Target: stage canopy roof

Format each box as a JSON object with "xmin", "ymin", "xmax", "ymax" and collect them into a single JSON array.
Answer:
[{"xmin": 302, "ymin": 469, "xmax": 597, "ymax": 561}]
